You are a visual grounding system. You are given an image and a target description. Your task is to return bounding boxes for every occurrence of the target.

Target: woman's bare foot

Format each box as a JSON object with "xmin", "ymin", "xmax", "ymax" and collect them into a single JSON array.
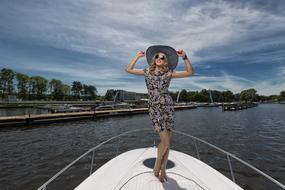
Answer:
[
  {"xmin": 153, "ymin": 163, "xmax": 160, "ymax": 177},
  {"xmin": 153, "ymin": 168, "xmax": 159, "ymax": 177},
  {"xmin": 159, "ymin": 170, "xmax": 168, "ymax": 182},
  {"xmin": 153, "ymin": 158, "xmax": 162, "ymax": 177}
]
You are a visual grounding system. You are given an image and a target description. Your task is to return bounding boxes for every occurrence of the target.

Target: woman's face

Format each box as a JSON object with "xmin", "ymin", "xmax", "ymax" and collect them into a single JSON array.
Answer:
[{"xmin": 154, "ymin": 53, "xmax": 167, "ymax": 67}]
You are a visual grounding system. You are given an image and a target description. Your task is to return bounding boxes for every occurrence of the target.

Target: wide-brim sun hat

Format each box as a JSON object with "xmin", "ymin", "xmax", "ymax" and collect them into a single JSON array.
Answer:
[{"xmin": 146, "ymin": 45, "xmax": 178, "ymax": 71}]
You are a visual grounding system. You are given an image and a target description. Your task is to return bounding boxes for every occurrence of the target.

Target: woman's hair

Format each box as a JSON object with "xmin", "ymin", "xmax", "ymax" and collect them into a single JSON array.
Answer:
[{"xmin": 149, "ymin": 52, "xmax": 169, "ymax": 74}]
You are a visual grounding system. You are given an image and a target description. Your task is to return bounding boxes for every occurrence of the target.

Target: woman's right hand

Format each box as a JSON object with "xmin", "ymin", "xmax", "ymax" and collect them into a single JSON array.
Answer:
[{"xmin": 135, "ymin": 51, "xmax": 145, "ymax": 58}]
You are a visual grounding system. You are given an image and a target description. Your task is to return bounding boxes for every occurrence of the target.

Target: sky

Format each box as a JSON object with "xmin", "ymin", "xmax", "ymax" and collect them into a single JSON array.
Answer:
[{"xmin": 0, "ymin": 0, "xmax": 285, "ymax": 96}]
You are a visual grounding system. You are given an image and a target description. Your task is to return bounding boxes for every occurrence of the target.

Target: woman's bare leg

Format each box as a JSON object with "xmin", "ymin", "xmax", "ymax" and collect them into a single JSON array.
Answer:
[
  {"xmin": 153, "ymin": 142, "xmax": 162, "ymax": 177},
  {"xmin": 159, "ymin": 131, "xmax": 172, "ymax": 182},
  {"xmin": 161, "ymin": 148, "xmax": 170, "ymax": 170},
  {"xmin": 153, "ymin": 130, "xmax": 170, "ymax": 178},
  {"xmin": 161, "ymin": 131, "xmax": 172, "ymax": 169}
]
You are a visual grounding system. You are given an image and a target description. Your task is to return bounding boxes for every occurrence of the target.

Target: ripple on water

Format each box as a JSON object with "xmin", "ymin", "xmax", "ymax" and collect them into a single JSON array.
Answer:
[{"xmin": 0, "ymin": 104, "xmax": 285, "ymax": 189}]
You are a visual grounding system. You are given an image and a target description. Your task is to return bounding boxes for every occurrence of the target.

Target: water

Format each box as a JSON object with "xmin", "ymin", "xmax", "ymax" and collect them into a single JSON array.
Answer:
[{"xmin": 0, "ymin": 104, "xmax": 284, "ymax": 190}]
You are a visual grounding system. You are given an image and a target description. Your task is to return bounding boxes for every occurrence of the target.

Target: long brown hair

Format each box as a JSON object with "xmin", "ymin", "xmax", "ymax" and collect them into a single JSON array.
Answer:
[{"xmin": 149, "ymin": 53, "xmax": 169, "ymax": 75}]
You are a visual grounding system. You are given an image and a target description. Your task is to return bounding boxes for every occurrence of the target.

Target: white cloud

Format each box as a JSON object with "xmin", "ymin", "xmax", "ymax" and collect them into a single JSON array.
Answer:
[
  {"xmin": 278, "ymin": 66, "xmax": 285, "ymax": 76},
  {"xmin": 4, "ymin": 0, "xmax": 284, "ymax": 60},
  {"xmin": 169, "ymin": 71, "xmax": 285, "ymax": 96},
  {"xmin": 255, "ymin": 80, "xmax": 285, "ymax": 96},
  {"xmin": 1, "ymin": 0, "xmax": 285, "ymax": 96},
  {"xmin": 168, "ymin": 72, "xmax": 254, "ymax": 93}
]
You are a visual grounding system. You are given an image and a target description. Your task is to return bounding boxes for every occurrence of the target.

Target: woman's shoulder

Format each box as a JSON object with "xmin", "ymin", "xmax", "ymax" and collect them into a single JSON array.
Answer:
[
  {"xmin": 166, "ymin": 69, "xmax": 173, "ymax": 78},
  {"xmin": 143, "ymin": 67, "xmax": 149, "ymax": 75}
]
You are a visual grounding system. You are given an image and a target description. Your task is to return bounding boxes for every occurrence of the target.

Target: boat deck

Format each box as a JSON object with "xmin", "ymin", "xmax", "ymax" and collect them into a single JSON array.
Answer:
[{"xmin": 75, "ymin": 147, "xmax": 243, "ymax": 190}]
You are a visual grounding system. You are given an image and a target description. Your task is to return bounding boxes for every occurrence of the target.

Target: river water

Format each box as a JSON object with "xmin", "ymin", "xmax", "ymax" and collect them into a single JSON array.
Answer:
[{"xmin": 0, "ymin": 104, "xmax": 284, "ymax": 190}]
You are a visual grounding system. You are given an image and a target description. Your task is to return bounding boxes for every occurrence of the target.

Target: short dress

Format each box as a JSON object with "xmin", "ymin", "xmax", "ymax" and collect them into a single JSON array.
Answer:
[{"xmin": 143, "ymin": 67, "xmax": 175, "ymax": 132}]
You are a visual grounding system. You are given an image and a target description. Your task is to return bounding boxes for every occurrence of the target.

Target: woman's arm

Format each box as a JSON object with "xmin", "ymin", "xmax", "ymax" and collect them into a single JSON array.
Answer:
[
  {"xmin": 125, "ymin": 51, "xmax": 145, "ymax": 75},
  {"xmin": 171, "ymin": 49, "xmax": 194, "ymax": 78}
]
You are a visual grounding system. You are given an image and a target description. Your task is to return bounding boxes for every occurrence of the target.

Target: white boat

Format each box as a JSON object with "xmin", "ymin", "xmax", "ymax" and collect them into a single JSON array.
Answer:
[
  {"xmin": 50, "ymin": 104, "xmax": 86, "ymax": 113},
  {"xmin": 95, "ymin": 102, "xmax": 131, "ymax": 111},
  {"xmin": 38, "ymin": 129, "xmax": 285, "ymax": 190},
  {"xmin": 75, "ymin": 147, "xmax": 241, "ymax": 190}
]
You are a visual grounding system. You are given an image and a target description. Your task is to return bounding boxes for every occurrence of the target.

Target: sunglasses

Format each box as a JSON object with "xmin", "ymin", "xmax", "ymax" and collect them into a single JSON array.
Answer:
[{"xmin": 155, "ymin": 54, "xmax": 165, "ymax": 60}]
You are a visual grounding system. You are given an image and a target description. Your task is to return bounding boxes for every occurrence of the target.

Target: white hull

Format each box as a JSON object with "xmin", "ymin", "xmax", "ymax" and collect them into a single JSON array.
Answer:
[{"xmin": 75, "ymin": 147, "xmax": 243, "ymax": 190}]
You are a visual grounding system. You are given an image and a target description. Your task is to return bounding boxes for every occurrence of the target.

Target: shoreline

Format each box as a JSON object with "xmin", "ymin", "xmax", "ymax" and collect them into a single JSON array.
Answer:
[
  {"xmin": 0, "ymin": 101, "xmax": 284, "ymax": 109},
  {"xmin": 0, "ymin": 105, "xmax": 197, "ymax": 128}
]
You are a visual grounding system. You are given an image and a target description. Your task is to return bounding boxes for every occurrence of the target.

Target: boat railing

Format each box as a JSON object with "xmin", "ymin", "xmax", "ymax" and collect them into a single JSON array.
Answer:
[
  {"xmin": 37, "ymin": 128, "xmax": 285, "ymax": 190},
  {"xmin": 37, "ymin": 129, "xmax": 153, "ymax": 190},
  {"xmin": 172, "ymin": 130, "xmax": 285, "ymax": 189}
]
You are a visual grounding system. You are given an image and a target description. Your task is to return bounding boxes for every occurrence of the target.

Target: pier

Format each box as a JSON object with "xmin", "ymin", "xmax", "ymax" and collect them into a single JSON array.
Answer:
[
  {"xmin": 222, "ymin": 102, "xmax": 258, "ymax": 111},
  {"xmin": 0, "ymin": 105, "xmax": 197, "ymax": 127}
]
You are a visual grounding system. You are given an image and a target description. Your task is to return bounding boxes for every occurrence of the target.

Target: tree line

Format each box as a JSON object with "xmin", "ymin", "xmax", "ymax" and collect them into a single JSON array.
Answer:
[
  {"xmin": 169, "ymin": 88, "xmax": 285, "ymax": 102},
  {"xmin": 1, "ymin": 68, "xmax": 284, "ymax": 102},
  {"xmin": 102, "ymin": 88, "xmax": 285, "ymax": 103},
  {"xmin": 0, "ymin": 68, "xmax": 97, "ymax": 101}
]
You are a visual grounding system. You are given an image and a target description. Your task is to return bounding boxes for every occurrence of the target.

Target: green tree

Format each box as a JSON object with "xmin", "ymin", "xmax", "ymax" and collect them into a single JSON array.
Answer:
[
  {"xmin": 0, "ymin": 68, "xmax": 15, "ymax": 98},
  {"xmin": 105, "ymin": 89, "xmax": 115, "ymax": 101},
  {"xmin": 269, "ymin": 95, "xmax": 279, "ymax": 102},
  {"xmin": 192, "ymin": 92, "xmax": 208, "ymax": 102},
  {"xmin": 179, "ymin": 89, "xmax": 188, "ymax": 102},
  {"xmin": 28, "ymin": 77, "xmax": 36, "ymax": 99},
  {"xmin": 188, "ymin": 91, "xmax": 197, "ymax": 102},
  {"xmin": 49, "ymin": 79, "xmax": 64, "ymax": 100},
  {"xmin": 211, "ymin": 90, "xmax": 221, "ymax": 102},
  {"xmin": 234, "ymin": 93, "xmax": 240, "ymax": 101},
  {"xmin": 170, "ymin": 91, "xmax": 179, "ymax": 102},
  {"xmin": 29, "ymin": 76, "xmax": 48, "ymax": 100},
  {"xmin": 200, "ymin": 89, "xmax": 210, "ymax": 102},
  {"xmin": 259, "ymin": 95, "xmax": 270, "ymax": 102},
  {"xmin": 0, "ymin": 71, "xmax": 2, "ymax": 98},
  {"xmin": 82, "ymin": 84, "xmax": 89, "ymax": 100},
  {"xmin": 71, "ymin": 81, "xmax": 83, "ymax": 100},
  {"xmin": 221, "ymin": 90, "xmax": 235, "ymax": 102},
  {"xmin": 240, "ymin": 88, "xmax": 257, "ymax": 102},
  {"xmin": 200, "ymin": 89, "xmax": 209, "ymax": 102},
  {"xmin": 62, "ymin": 84, "xmax": 71, "ymax": 100},
  {"xmin": 86, "ymin": 85, "xmax": 97, "ymax": 100},
  {"xmin": 16, "ymin": 72, "xmax": 30, "ymax": 100},
  {"xmin": 280, "ymin": 91, "xmax": 285, "ymax": 97}
]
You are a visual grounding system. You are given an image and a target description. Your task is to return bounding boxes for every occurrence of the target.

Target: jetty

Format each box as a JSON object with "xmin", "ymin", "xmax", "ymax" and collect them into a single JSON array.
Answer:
[
  {"xmin": 222, "ymin": 102, "xmax": 258, "ymax": 111},
  {"xmin": 0, "ymin": 105, "xmax": 197, "ymax": 127}
]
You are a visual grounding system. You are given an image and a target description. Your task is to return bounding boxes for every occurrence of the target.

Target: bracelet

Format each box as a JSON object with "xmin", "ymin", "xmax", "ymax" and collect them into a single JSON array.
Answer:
[{"xmin": 182, "ymin": 55, "xmax": 188, "ymax": 60}]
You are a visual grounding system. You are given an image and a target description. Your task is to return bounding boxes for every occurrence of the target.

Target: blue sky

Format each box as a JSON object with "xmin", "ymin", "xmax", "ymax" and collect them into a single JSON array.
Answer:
[{"xmin": 0, "ymin": 0, "xmax": 285, "ymax": 96}]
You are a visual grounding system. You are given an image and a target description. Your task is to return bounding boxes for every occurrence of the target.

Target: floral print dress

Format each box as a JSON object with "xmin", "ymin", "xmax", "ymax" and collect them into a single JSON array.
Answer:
[{"xmin": 143, "ymin": 67, "xmax": 175, "ymax": 132}]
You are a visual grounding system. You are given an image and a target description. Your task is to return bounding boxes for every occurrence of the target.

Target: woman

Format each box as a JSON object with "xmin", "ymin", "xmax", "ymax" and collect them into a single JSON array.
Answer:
[{"xmin": 125, "ymin": 45, "xmax": 194, "ymax": 182}]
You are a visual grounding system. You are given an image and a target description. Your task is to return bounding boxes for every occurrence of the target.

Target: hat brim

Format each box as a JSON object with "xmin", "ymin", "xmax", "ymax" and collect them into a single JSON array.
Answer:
[{"xmin": 146, "ymin": 45, "xmax": 178, "ymax": 71}]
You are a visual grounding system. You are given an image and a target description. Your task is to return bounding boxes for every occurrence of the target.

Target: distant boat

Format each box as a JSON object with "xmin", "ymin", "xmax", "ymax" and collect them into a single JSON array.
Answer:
[
  {"xmin": 194, "ymin": 102, "xmax": 207, "ymax": 107},
  {"xmin": 205, "ymin": 89, "xmax": 220, "ymax": 107},
  {"xmin": 174, "ymin": 102, "xmax": 187, "ymax": 106},
  {"xmin": 174, "ymin": 102, "xmax": 198, "ymax": 109},
  {"xmin": 95, "ymin": 102, "xmax": 131, "ymax": 111},
  {"xmin": 222, "ymin": 102, "xmax": 258, "ymax": 111},
  {"xmin": 50, "ymin": 104, "xmax": 86, "ymax": 113},
  {"xmin": 206, "ymin": 102, "xmax": 220, "ymax": 107}
]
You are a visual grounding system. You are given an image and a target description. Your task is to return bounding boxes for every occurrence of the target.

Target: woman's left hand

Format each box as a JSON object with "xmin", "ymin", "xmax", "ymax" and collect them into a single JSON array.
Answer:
[{"xmin": 176, "ymin": 49, "xmax": 186, "ymax": 57}]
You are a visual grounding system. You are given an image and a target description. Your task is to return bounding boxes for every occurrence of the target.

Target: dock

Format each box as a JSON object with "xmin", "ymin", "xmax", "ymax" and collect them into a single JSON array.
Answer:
[
  {"xmin": 0, "ymin": 105, "xmax": 197, "ymax": 127},
  {"xmin": 222, "ymin": 102, "xmax": 258, "ymax": 111}
]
